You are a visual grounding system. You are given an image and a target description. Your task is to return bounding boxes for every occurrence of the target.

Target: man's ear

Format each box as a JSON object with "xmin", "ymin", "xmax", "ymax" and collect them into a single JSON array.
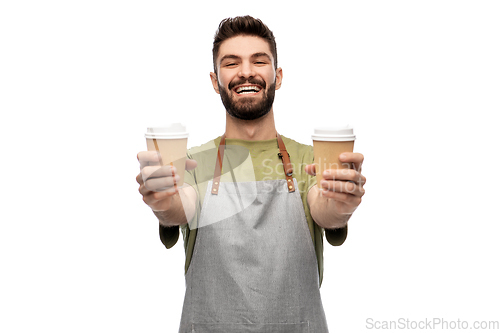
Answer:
[
  {"xmin": 275, "ymin": 67, "xmax": 283, "ymax": 90},
  {"xmin": 210, "ymin": 72, "xmax": 220, "ymax": 94}
]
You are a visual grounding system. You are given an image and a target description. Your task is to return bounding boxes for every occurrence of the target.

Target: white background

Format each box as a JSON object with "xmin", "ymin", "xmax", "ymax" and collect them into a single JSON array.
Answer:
[{"xmin": 1, "ymin": 0, "xmax": 499, "ymax": 332}]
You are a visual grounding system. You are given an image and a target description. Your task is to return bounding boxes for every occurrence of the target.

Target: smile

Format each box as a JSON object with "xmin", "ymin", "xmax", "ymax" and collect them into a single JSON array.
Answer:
[{"xmin": 234, "ymin": 85, "xmax": 262, "ymax": 95}]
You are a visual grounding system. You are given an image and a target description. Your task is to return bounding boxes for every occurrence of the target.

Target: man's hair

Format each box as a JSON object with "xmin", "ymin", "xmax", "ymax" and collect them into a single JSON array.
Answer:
[{"xmin": 212, "ymin": 15, "xmax": 278, "ymax": 73}]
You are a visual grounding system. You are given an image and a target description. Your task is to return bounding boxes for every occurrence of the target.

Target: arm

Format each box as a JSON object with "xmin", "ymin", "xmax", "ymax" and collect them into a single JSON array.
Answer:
[
  {"xmin": 152, "ymin": 185, "xmax": 197, "ymax": 227},
  {"xmin": 306, "ymin": 152, "xmax": 366, "ymax": 230}
]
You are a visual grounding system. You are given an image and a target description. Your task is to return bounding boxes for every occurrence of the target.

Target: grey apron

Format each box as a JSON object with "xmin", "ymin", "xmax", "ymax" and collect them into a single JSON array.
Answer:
[{"xmin": 179, "ymin": 135, "xmax": 328, "ymax": 333}]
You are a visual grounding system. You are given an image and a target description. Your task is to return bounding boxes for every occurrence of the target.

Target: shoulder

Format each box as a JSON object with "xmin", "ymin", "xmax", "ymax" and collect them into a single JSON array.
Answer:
[
  {"xmin": 186, "ymin": 138, "xmax": 220, "ymax": 182},
  {"xmin": 187, "ymin": 137, "xmax": 220, "ymax": 156}
]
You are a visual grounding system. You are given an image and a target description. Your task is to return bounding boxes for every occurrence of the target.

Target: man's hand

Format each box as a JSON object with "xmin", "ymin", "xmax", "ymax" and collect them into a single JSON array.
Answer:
[
  {"xmin": 306, "ymin": 152, "xmax": 366, "ymax": 229},
  {"xmin": 136, "ymin": 151, "xmax": 197, "ymax": 225}
]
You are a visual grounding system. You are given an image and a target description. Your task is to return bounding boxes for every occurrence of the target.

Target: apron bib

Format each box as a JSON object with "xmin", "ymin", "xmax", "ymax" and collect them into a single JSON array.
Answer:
[{"xmin": 179, "ymin": 135, "xmax": 328, "ymax": 333}]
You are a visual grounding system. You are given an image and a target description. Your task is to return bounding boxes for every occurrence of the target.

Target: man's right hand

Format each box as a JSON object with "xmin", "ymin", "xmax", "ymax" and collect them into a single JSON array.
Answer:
[{"xmin": 136, "ymin": 151, "xmax": 197, "ymax": 212}]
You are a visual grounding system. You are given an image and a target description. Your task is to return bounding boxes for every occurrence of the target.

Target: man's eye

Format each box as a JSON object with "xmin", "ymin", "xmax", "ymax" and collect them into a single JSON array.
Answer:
[{"xmin": 225, "ymin": 63, "xmax": 236, "ymax": 67}]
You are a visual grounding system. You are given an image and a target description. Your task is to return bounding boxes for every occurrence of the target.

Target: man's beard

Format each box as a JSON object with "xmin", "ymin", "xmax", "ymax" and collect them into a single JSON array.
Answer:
[{"xmin": 218, "ymin": 78, "xmax": 276, "ymax": 121}]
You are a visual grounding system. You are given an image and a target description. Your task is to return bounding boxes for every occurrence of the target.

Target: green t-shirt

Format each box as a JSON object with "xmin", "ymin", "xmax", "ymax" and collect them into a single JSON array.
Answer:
[{"xmin": 159, "ymin": 135, "xmax": 347, "ymax": 286}]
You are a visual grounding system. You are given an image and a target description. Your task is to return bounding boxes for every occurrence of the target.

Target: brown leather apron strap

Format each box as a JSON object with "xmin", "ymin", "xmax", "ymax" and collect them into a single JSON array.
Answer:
[
  {"xmin": 211, "ymin": 133, "xmax": 295, "ymax": 195},
  {"xmin": 211, "ymin": 134, "xmax": 226, "ymax": 195},
  {"xmin": 277, "ymin": 133, "xmax": 295, "ymax": 192}
]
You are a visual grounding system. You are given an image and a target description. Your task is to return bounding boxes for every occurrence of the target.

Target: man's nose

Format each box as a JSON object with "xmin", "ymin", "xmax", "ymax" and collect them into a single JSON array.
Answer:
[{"xmin": 238, "ymin": 61, "xmax": 255, "ymax": 78}]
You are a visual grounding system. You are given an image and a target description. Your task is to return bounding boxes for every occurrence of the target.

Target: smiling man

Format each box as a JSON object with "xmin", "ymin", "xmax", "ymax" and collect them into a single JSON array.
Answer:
[{"xmin": 136, "ymin": 16, "xmax": 366, "ymax": 333}]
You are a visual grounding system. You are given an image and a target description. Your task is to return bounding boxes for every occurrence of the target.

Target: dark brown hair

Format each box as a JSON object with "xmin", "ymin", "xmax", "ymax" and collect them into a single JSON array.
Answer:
[{"xmin": 212, "ymin": 15, "xmax": 278, "ymax": 72}]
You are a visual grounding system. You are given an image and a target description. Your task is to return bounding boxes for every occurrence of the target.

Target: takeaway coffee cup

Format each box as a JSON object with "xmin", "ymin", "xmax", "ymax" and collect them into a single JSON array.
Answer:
[
  {"xmin": 145, "ymin": 123, "xmax": 188, "ymax": 187},
  {"xmin": 312, "ymin": 125, "xmax": 356, "ymax": 185}
]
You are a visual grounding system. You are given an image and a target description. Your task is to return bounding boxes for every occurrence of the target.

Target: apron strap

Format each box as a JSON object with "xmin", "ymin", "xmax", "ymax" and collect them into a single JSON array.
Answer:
[
  {"xmin": 211, "ymin": 133, "xmax": 295, "ymax": 195},
  {"xmin": 277, "ymin": 133, "xmax": 295, "ymax": 192},
  {"xmin": 211, "ymin": 134, "xmax": 226, "ymax": 195}
]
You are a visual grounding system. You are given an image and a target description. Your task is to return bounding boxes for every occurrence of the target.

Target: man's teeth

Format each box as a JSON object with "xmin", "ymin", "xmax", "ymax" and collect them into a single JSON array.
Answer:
[{"xmin": 236, "ymin": 86, "xmax": 261, "ymax": 94}]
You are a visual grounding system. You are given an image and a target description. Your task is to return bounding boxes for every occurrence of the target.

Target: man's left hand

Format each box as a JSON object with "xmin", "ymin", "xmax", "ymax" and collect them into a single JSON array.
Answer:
[{"xmin": 305, "ymin": 153, "xmax": 366, "ymax": 227}]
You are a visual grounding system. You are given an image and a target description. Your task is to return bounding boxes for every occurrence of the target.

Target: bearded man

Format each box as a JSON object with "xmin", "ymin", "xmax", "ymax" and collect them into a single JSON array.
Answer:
[{"xmin": 137, "ymin": 16, "xmax": 366, "ymax": 333}]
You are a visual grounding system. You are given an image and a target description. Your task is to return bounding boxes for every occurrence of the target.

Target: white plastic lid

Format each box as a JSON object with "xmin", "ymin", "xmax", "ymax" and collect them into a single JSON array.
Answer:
[
  {"xmin": 145, "ymin": 123, "xmax": 188, "ymax": 139},
  {"xmin": 312, "ymin": 125, "xmax": 356, "ymax": 142}
]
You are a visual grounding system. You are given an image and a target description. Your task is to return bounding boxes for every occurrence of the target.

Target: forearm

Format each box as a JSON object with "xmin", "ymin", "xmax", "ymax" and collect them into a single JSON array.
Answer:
[
  {"xmin": 154, "ymin": 185, "xmax": 197, "ymax": 227},
  {"xmin": 308, "ymin": 185, "xmax": 351, "ymax": 230}
]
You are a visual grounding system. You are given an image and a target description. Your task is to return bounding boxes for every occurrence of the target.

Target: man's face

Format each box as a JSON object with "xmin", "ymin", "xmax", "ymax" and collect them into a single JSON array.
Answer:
[{"xmin": 210, "ymin": 35, "xmax": 283, "ymax": 120}]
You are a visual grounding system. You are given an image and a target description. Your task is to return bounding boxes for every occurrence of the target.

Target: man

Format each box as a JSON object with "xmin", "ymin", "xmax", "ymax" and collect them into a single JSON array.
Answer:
[{"xmin": 137, "ymin": 16, "xmax": 366, "ymax": 332}]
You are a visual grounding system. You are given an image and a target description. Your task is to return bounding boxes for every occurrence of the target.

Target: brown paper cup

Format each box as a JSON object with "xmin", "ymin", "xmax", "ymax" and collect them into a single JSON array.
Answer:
[
  {"xmin": 313, "ymin": 140, "xmax": 354, "ymax": 185},
  {"xmin": 146, "ymin": 138, "xmax": 187, "ymax": 186},
  {"xmin": 312, "ymin": 126, "xmax": 356, "ymax": 185},
  {"xmin": 145, "ymin": 124, "xmax": 188, "ymax": 187}
]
